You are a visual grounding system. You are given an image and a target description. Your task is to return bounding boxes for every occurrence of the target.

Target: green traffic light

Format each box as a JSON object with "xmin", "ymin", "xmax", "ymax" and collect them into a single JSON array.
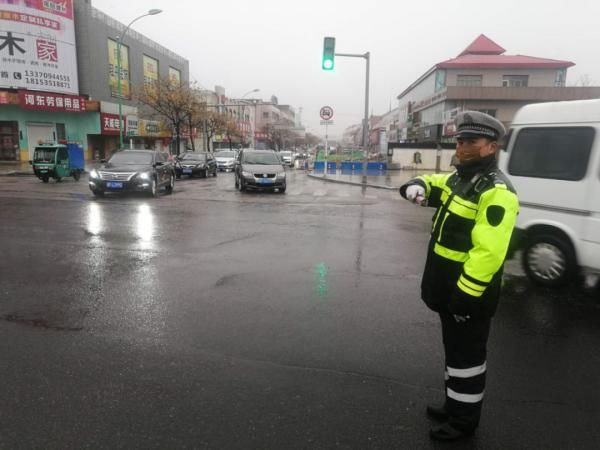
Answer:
[{"xmin": 322, "ymin": 36, "xmax": 335, "ymax": 71}]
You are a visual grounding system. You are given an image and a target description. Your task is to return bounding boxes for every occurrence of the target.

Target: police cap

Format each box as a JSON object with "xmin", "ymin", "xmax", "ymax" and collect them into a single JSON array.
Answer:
[{"xmin": 454, "ymin": 111, "xmax": 506, "ymax": 141}]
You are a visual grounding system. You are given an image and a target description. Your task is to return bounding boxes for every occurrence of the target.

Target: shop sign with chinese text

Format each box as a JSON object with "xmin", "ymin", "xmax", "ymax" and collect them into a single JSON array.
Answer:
[
  {"xmin": 0, "ymin": 0, "xmax": 78, "ymax": 95},
  {"xmin": 18, "ymin": 89, "xmax": 85, "ymax": 112},
  {"xmin": 100, "ymin": 112, "xmax": 125, "ymax": 135}
]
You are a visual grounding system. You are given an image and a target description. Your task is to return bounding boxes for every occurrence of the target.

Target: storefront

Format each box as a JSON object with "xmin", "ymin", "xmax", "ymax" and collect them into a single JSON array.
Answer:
[{"xmin": 0, "ymin": 90, "xmax": 100, "ymax": 161}]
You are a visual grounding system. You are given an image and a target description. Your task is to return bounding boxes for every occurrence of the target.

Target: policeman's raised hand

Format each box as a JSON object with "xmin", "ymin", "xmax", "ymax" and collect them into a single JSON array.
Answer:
[{"xmin": 406, "ymin": 185, "xmax": 426, "ymax": 205}]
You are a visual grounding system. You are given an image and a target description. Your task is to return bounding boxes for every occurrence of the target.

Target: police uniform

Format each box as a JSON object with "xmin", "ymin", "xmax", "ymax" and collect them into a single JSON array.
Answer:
[{"xmin": 400, "ymin": 111, "xmax": 519, "ymax": 439}]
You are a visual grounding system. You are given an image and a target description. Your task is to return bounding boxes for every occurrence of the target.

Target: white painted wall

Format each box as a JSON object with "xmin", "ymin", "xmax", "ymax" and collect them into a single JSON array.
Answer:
[{"xmin": 391, "ymin": 148, "xmax": 456, "ymax": 171}]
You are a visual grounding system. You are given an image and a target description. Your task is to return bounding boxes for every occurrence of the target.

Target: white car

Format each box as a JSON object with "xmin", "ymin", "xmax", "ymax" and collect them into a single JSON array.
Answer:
[
  {"xmin": 279, "ymin": 150, "xmax": 294, "ymax": 166},
  {"xmin": 215, "ymin": 150, "xmax": 236, "ymax": 172},
  {"xmin": 499, "ymin": 99, "xmax": 600, "ymax": 287}
]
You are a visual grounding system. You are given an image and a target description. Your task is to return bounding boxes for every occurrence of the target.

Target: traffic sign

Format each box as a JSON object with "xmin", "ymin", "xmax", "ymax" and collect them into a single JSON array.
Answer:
[{"xmin": 320, "ymin": 106, "xmax": 334, "ymax": 121}]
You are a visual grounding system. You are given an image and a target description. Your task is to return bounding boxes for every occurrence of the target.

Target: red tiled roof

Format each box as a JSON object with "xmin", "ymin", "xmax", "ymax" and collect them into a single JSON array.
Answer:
[
  {"xmin": 437, "ymin": 54, "xmax": 575, "ymax": 69},
  {"xmin": 459, "ymin": 34, "xmax": 505, "ymax": 56}
]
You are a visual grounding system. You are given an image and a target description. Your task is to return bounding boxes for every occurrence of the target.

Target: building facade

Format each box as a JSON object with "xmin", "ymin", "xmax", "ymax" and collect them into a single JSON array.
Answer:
[
  {"xmin": 395, "ymin": 34, "xmax": 600, "ymax": 143},
  {"xmin": 0, "ymin": 0, "xmax": 189, "ymax": 162}
]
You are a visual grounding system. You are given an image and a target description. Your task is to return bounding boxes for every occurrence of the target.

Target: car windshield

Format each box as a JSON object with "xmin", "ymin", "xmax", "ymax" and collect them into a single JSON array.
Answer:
[
  {"xmin": 242, "ymin": 152, "xmax": 281, "ymax": 165},
  {"xmin": 215, "ymin": 151, "xmax": 235, "ymax": 158},
  {"xmin": 181, "ymin": 153, "xmax": 207, "ymax": 161},
  {"xmin": 109, "ymin": 152, "xmax": 153, "ymax": 165},
  {"xmin": 280, "ymin": 151, "xmax": 292, "ymax": 157},
  {"xmin": 33, "ymin": 148, "xmax": 57, "ymax": 162}
]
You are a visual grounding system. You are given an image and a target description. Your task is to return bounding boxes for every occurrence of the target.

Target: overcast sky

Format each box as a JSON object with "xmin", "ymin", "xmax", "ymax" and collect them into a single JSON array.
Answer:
[{"xmin": 92, "ymin": 0, "xmax": 600, "ymax": 138}]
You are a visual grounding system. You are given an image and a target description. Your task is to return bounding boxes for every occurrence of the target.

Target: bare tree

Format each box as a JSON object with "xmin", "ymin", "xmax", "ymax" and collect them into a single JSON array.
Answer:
[
  {"xmin": 137, "ymin": 77, "xmax": 194, "ymax": 156},
  {"xmin": 203, "ymin": 111, "xmax": 229, "ymax": 152}
]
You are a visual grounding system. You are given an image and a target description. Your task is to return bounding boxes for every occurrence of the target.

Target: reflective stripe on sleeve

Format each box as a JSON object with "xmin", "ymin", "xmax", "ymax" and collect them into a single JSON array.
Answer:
[
  {"xmin": 447, "ymin": 362, "xmax": 487, "ymax": 378},
  {"xmin": 458, "ymin": 275, "xmax": 486, "ymax": 295},
  {"xmin": 447, "ymin": 388, "xmax": 484, "ymax": 403},
  {"xmin": 457, "ymin": 278, "xmax": 484, "ymax": 297}
]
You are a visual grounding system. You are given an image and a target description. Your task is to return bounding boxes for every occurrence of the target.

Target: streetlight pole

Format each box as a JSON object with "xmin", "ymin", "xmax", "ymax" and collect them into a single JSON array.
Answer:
[
  {"xmin": 116, "ymin": 8, "xmax": 162, "ymax": 149},
  {"xmin": 240, "ymin": 89, "xmax": 259, "ymax": 148}
]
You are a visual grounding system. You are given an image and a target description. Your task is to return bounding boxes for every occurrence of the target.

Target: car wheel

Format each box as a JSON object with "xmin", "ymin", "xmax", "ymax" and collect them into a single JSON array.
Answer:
[
  {"xmin": 522, "ymin": 233, "xmax": 577, "ymax": 287},
  {"xmin": 55, "ymin": 177, "xmax": 62, "ymax": 183},
  {"xmin": 42, "ymin": 176, "xmax": 49, "ymax": 183},
  {"xmin": 92, "ymin": 190, "xmax": 104, "ymax": 197},
  {"xmin": 165, "ymin": 173, "xmax": 175, "ymax": 194},
  {"xmin": 279, "ymin": 185, "xmax": 286, "ymax": 194},
  {"xmin": 149, "ymin": 177, "xmax": 158, "ymax": 197}
]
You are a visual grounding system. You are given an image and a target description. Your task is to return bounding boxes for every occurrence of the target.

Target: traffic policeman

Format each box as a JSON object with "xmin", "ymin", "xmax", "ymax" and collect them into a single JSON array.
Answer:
[{"xmin": 400, "ymin": 111, "xmax": 519, "ymax": 441}]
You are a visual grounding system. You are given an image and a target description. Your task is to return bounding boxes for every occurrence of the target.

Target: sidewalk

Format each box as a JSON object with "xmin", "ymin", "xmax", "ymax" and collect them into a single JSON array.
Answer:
[
  {"xmin": 307, "ymin": 169, "xmax": 429, "ymax": 190},
  {"xmin": 0, "ymin": 161, "xmax": 101, "ymax": 176}
]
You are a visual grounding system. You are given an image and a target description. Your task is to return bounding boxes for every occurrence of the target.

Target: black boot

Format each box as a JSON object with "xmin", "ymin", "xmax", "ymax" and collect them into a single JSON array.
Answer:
[
  {"xmin": 426, "ymin": 404, "xmax": 449, "ymax": 422},
  {"xmin": 430, "ymin": 422, "xmax": 474, "ymax": 441}
]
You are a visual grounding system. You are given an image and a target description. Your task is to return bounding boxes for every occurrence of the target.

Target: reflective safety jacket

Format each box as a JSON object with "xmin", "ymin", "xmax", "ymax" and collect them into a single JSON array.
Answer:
[{"xmin": 400, "ymin": 165, "xmax": 519, "ymax": 318}]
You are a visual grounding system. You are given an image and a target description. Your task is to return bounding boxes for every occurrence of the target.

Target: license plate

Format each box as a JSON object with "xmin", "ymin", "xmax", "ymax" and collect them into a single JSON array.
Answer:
[
  {"xmin": 258, "ymin": 178, "xmax": 273, "ymax": 184},
  {"xmin": 106, "ymin": 181, "xmax": 123, "ymax": 189},
  {"xmin": 40, "ymin": 170, "xmax": 48, "ymax": 173},
  {"xmin": 183, "ymin": 168, "xmax": 192, "ymax": 174}
]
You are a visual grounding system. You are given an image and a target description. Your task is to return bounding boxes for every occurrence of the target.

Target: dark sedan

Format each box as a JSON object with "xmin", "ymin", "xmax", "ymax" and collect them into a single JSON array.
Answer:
[
  {"xmin": 88, "ymin": 150, "xmax": 175, "ymax": 198},
  {"xmin": 175, "ymin": 152, "xmax": 217, "ymax": 178},
  {"xmin": 234, "ymin": 150, "xmax": 286, "ymax": 193}
]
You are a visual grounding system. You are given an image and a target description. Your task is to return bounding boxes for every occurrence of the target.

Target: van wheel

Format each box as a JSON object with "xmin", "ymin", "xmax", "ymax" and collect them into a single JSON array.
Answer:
[
  {"xmin": 42, "ymin": 176, "xmax": 49, "ymax": 183},
  {"xmin": 73, "ymin": 171, "xmax": 81, "ymax": 181},
  {"xmin": 522, "ymin": 233, "xmax": 577, "ymax": 287}
]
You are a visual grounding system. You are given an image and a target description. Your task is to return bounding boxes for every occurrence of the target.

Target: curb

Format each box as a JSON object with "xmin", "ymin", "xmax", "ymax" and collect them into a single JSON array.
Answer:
[{"xmin": 307, "ymin": 173, "xmax": 399, "ymax": 191}]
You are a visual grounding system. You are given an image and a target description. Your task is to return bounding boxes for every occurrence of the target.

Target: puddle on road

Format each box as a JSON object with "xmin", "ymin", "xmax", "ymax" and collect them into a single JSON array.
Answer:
[{"xmin": 0, "ymin": 313, "xmax": 83, "ymax": 332}]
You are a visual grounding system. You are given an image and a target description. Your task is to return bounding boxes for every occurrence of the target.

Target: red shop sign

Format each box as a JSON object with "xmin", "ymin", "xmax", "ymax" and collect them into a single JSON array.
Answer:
[
  {"xmin": 18, "ymin": 90, "xmax": 86, "ymax": 112},
  {"xmin": 101, "ymin": 113, "xmax": 125, "ymax": 136}
]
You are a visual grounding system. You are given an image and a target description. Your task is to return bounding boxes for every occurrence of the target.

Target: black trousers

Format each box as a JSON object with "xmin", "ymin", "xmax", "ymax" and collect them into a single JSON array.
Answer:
[{"xmin": 439, "ymin": 311, "xmax": 492, "ymax": 432}]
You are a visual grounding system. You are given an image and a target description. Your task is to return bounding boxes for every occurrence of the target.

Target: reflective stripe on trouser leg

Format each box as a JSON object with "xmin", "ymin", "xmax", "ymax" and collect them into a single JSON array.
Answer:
[{"xmin": 440, "ymin": 312, "xmax": 491, "ymax": 431}]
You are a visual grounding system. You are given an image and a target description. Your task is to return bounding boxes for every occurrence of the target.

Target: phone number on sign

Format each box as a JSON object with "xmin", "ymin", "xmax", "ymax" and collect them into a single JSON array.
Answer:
[
  {"xmin": 25, "ymin": 78, "xmax": 72, "ymax": 89},
  {"xmin": 24, "ymin": 71, "xmax": 71, "ymax": 82}
]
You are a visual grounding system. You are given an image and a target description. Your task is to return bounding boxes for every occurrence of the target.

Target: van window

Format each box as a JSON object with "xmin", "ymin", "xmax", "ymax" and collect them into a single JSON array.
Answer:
[{"xmin": 508, "ymin": 127, "xmax": 595, "ymax": 181}]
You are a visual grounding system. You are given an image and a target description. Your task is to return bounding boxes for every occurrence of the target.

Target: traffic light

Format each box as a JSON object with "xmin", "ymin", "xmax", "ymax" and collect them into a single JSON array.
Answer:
[{"xmin": 322, "ymin": 37, "xmax": 335, "ymax": 71}]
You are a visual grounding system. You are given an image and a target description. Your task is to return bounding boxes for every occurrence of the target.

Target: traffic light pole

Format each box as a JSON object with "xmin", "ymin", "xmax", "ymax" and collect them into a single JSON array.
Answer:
[{"xmin": 335, "ymin": 51, "xmax": 370, "ymax": 185}]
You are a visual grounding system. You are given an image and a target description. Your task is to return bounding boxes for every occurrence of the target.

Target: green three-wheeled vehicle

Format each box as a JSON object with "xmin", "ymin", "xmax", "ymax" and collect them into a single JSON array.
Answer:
[{"xmin": 29, "ymin": 143, "xmax": 85, "ymax": 183}]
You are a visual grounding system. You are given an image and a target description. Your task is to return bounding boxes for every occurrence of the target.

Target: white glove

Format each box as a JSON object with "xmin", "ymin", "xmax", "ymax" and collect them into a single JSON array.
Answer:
[{"xmin": 405, "ymin": 184, "xmax": 426, "ymax": 204}]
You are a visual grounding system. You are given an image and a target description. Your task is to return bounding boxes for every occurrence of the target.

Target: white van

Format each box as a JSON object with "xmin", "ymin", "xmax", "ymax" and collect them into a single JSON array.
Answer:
[{"xmin": 499, "ymin": 99, "xmax": 600, "ymax": 287}]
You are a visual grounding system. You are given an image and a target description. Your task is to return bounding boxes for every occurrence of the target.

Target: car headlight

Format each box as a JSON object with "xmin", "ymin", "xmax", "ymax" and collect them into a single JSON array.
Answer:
[
  {"xmin": 242, "ymin": 171, "xmax": 253, "ymax": 178},
  {"xmin": 89, "ymin": 169, "xmax": 99, "ymax": 178},
  {"xmin": 139, "ymin": 172, "xmax": 151, "ymax": 180},
  {"xmin": 276, "ymin": 172, "xmax": 286, "ymax": 179}
]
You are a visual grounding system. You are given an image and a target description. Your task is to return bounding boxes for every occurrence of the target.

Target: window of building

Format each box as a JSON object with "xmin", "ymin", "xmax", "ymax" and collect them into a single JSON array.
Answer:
[
  {"xmin": 56, "ymin": 123, "xmax": 66, "ymax": 141},
  {"xmin": 508, "ymin": 127, "xmax": 595, "ymax": 181},
  {"xmin": 555, "ymin": 69, "xmax": 566, "ymax": 87},
  {"xmin": 263, "ymin": 112, "xmax": 269, "ymax": 119},
  {"xmin": 502, "ymin": 75, "xmax": 529, "ymax": 87},
  {"xmin": 435, "ymin": 70, "xmax": 446, "ymax": 92},
  {"xmin": 457, "ymin": 75, "xmax": 482, "ymax": 87}
]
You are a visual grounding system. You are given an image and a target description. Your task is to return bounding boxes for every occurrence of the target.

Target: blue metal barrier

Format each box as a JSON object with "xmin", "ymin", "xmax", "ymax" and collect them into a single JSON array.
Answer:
[
  {"xmin": 313, "ymin": 161, "xmax": 325, "ymax": 173},
  {"xmin": 326, "ymin": 162, "xmax": 337, "ymax": 174},
  {"xmin": 340, "ymin": 161, "xmax": 353, "ymax": 174},
  {"xmin": 351, "ymin": 162, "xmax": 363, "ymax": 172},
  {"xmin": 367, "ymin": 162, "xmax": 387, "ymax": 174}
]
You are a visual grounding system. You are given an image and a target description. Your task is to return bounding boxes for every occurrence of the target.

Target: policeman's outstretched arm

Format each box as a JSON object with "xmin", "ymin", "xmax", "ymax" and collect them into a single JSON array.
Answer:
[{"xmin": 399, "ymin": 173, "xmax": 451, "ymax": 208}]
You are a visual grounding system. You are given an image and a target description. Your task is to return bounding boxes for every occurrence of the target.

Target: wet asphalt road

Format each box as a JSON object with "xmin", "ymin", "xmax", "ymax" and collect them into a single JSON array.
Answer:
[{"xmin": 0, "ymin": 171, "xmax": 599, "ymax": 449}]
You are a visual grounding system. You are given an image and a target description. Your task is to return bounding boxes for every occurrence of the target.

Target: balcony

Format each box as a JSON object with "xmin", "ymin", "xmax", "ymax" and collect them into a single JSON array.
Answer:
[{"xmin": 445, "ymin": 86, "xmax": 600, "ymax": 101}]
